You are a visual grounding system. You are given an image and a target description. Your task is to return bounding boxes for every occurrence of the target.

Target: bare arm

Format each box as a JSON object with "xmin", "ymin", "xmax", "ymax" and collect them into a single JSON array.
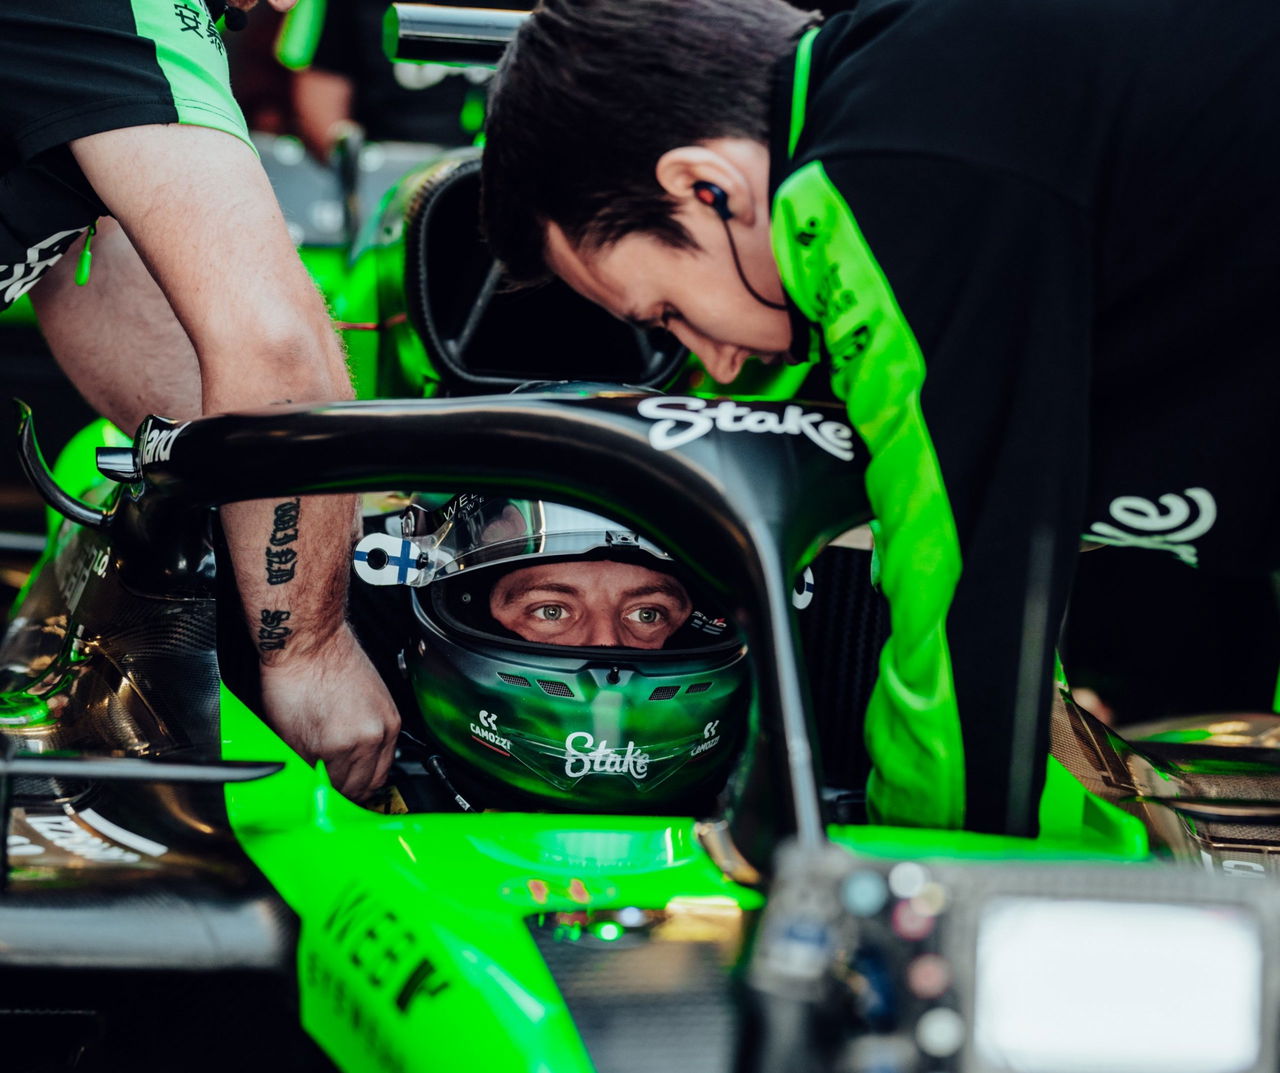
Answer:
[
  {"xmin": 35, "ymin": 122, "xmax": 399, "ymax": 798},
  {"xmin": 31, "ymin": 217, "xmax": 203, "ymax": 428}
]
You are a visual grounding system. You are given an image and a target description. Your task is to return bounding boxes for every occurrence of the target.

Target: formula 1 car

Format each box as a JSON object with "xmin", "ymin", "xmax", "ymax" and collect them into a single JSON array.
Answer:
[
  {"xmin": 7, "ymin": 380, "xmax": 1280, "ymax": 1073},
  {"xmin": 4, "ymin": 10, "xmax": 1280, "ymax": 1069}
]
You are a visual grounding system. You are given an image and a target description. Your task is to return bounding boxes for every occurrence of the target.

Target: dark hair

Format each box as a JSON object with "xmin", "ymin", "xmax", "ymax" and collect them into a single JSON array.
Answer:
[{"xmin": 481, "ymin": 0, "xmax": 819, "ymax": 283}]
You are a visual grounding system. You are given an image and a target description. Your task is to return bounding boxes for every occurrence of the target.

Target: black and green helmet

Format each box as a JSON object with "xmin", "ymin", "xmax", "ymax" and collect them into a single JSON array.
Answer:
[{"xmin": 361, "ymin": 494, "xmax": 750, "ymax": 812}]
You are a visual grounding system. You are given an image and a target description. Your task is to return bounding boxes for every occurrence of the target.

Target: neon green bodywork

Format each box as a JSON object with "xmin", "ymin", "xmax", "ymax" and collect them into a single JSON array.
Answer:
[
  {"xmin": 340, "ymin": 174, "xmax": 452, "ymax": 400},
  {"xmin": 213, "ymin": 143, "xmax": 1154, "ymax": 1071},
  {"xmin": 222, "ymin": 684, "xmax": 763, "ymax": 1072},
  {"xmin": 8, "ymin": 403, "xmax": 1151, "ymax": 1073},
  {"xmin": 221, "ymin": 681, "xmax": 1144, "ymax": 1072}
]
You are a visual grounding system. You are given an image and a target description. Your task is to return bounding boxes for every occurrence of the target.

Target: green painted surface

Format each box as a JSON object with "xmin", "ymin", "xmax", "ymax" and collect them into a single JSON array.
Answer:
[
  {"xmin": 221, "ymin": 685, "xmax": 760, "ymax": 1073},
  {"xmin": 299, "ymin": 246, "xmax": 350, "ymax": 306},
  {"xmin": 831, "ymin": 756, "xmax": 1148, "ymax": 862},
  {"xmin": 1139, "ymin": 728, "xmax": 1215, "ymax": 744}
]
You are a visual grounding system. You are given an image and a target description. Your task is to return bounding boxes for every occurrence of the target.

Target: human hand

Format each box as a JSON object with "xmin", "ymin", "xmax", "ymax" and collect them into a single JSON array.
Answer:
[{"xmin": 259, "ymin": 626, "xmax": 402, "ymax": 801}]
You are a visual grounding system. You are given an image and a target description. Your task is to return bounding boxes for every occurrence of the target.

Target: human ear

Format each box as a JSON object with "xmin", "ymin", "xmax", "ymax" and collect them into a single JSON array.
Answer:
[{"xmin": 654, "ymin": 146, "xmax": 758, "ymax": 227}]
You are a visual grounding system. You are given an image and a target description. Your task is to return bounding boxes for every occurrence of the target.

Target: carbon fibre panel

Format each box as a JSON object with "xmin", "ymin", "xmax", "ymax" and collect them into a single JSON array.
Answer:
[
  {"xmin": 529, "ymin": 920, "xmax": 739, "ymax": 1073},
  {"xmin": 0, "ymin": 884, "xmax": 292, "ymax": 969}
]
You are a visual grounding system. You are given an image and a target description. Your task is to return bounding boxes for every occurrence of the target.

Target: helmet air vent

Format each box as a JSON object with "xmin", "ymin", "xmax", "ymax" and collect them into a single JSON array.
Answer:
[
  {"xmin": 498, "ymin": 673, "xmax": 531, "ymax": 687},
  {"xmin": 649, "ymin": 686, "xmax": 681, "ymax": 701},
  {"xmin": 686, "ymin": 682, "xmax": 713, "ymax": 694},
  {"xmin": 537, "ymin": 679, "xmax": 574, "ymax": 698}
]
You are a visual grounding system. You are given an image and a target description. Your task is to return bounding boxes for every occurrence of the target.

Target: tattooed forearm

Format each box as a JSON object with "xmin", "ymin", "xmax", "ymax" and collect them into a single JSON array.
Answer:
[
  {"xmin": 265, "ymin": 497, "xmax": 300, "ymax": 585},
  {"xmin": 258, "ymin": 608, "xmax": 293, "ymax": 653}
]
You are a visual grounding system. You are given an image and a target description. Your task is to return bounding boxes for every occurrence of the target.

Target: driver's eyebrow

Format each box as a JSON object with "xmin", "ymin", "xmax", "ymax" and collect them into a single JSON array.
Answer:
[
  {"xmin": 622, "ymin": 580, "xmax": 690, "ymax": 604},
  {"xmin": 496, "ymin": 581, "xmax": 581, "ymax": 605}
]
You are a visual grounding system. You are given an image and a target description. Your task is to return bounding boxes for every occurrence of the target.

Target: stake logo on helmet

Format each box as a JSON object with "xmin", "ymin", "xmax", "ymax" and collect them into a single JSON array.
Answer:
[
  {"xmin": 563, "ymin": 732, "xmax": 651, "ymax": 780},
  {"xmin": 358, "ymin": 492, "xmax": 751, "ymax": 812}
]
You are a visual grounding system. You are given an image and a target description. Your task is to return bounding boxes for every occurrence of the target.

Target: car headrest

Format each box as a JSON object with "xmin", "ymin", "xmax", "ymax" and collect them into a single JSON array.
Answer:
[{"xmin": 403, "ymin": 154, "xmax": 687, "ymax": 392}]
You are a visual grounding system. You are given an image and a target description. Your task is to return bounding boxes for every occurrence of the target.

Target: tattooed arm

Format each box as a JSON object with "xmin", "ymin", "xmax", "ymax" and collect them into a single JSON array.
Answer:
[
  {"xmin": 43, "ymin": 125, "xmax": 401, "ymax": 800},
  {"xmin": 224, "ymin": 491, "xmax": 400, "ymax": 800}
]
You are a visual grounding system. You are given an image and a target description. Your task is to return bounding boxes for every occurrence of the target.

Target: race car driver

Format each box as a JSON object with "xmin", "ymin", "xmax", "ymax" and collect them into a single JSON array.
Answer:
[
  {"xmin": 480, "ymin": 0, "xmax": 1280, "ymax": 833},
  {"xmin": 0, "ymin": 0, "xmax": 400, "ymax": 798},
  {"xmin": 355, "ymin": 493, "xmax": 748, "ymax": 814}
]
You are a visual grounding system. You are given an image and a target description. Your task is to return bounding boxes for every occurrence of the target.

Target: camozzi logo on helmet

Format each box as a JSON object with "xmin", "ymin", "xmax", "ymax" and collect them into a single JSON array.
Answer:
[
  {"xmin": 691, "ymin": 720, "xmax": 721, "ymax": 758},
  {"xmin": 563, "ymin": 732, "xmax": 651, "ymax": 779},
  {"xmin": 471, "ymin": 709, "xmax": 512, "ymax": 752},
  {"xmin": 637, "ymin": 397, "xmax": 854, "ymax": 461}
]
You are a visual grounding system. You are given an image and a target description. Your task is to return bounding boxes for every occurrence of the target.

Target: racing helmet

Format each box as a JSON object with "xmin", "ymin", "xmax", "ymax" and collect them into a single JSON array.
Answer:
[{"xmin": 364, "ymin": 494, "xmax": 750, "ymax": 812}]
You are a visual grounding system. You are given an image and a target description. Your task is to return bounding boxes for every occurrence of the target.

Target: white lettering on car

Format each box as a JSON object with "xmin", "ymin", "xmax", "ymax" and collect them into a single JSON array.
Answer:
[
  {"xmin": 27, "ymin": 815, "xmax": 142, "ymax": 863},
  {"xmin": 637, "ymin": 397, "xmax": 854, "ymax": 461},
  {"xmin": 140, "ymin": 425, "xmax": 185, "ymax": 466}
]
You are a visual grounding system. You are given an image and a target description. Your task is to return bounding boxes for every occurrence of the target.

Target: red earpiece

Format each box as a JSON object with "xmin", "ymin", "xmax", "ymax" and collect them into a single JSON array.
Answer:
[{"xmin": 693, "ymin": 181, "xmax": 733, "ymax": 220}]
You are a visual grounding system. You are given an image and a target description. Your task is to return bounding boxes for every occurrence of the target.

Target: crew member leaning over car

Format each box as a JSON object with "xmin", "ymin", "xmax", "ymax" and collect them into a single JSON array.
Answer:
[
  {"xmin": 480, "ymin": 0, "xmax": 1280, "ymax": 834},
  {"xmin": 0, "ymin": 0, "xmax": 400, "ymax": 799}
]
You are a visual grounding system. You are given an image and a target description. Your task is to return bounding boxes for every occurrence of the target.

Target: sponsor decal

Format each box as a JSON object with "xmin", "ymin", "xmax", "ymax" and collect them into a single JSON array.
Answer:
[
  {"xmin": 470, "ymin": 709, "xmax": 512, "ymax": 754},
  {"xmin": 563, "ymin": 731, "xmax": 650, "ymax": 779},
  {"xmin": 440, "ymin": 492, "xmax": 485, "ymax": 522},
  {"xmin": 26, "ymin": 815, "xmax": 142, "ymax": 863},
  {"xmin": 690, "ymin": 609, "xmax": 728, "ymax": 636},
  {"xmin": 353, "ymin": 533, "xmax": 428, "ymax": 587},
  {"xmin": 140, "ymin": 425, "xmax": 184, "ymax": 465},
  {"xmin": 322, "ymin": 884, "xmax": 451, "ymax": 1014},
  {"xmin": 637, "ymin": 396, "xmax": 854, "ymax": 461},
  {"xmin": 79, "ymin": 808, "xmax": 168, "ymax": 857},
  {"xmin": 691, "ymin": 720, "xmax": 722, "ymax": 758},
  {"xmin": 54, "ymin": 537, "xmax": 103, "ymax": 612},
  {"xmin": 15, "ymin": 809, "xmax": 165, "ymax": 865},
  {"xmin": 792, "ymin": 566, "xmax": 816, "ymax": 610},
  {"xmin": 6, "ymin": 835, "xmax": 43, "ymax": 858},
  {"xmin": 306, "ymin": 951, "xmax": 409, "ymax": 1073},
  {"xmin": 1086, "ymin": 487, "xmax": 1216, "ymax": 566},
  {"xmin": 1202, "ymin": 851, "xmax": 1268, "ymax": 879}
]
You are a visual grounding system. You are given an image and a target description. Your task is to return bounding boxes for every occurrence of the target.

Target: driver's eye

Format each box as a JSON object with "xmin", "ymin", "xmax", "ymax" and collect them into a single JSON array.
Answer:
[
  {"xmin": 534, "ymin": 605, "xmax": 566, "ymax": 621},
  {"xmin": 629, "ymin": 607, "xmax": 662, "ymax": 625}
]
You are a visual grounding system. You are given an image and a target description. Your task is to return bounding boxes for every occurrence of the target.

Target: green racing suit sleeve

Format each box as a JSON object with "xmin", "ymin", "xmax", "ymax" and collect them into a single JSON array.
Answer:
[{"xmin": 771, "ymin": 154, "xmax": 1091, "ymax": 834}]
